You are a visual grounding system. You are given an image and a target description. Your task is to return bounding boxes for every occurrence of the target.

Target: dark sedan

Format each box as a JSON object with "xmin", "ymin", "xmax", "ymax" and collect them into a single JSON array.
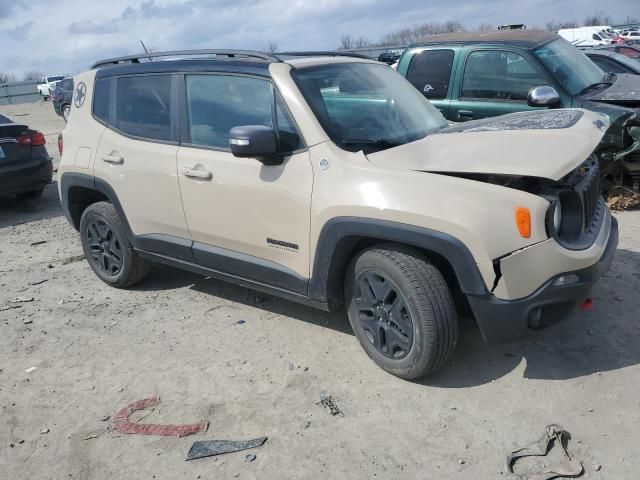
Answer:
[
  {"xmin": 585, "ymin": 50, "xmax": 640, "ymax": 75},
  {"xmin": 51, "ymin": 77, "xmax": 74, "ymax": 122},
  {"xmin": 0, "ymin": 114, "xmax": 52, "ymax": 199}
]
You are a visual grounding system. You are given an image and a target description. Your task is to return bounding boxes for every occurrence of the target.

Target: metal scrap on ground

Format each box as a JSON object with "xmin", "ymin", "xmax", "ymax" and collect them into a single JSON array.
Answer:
[
  {"xmin": 113, "ymin": 396, "xmax": 208, "ymax": 437},
  {"xmin": 317, "ymin": 394, "xmax": 344, "ymax": 417},
  {"xmin": 185, "ymin": 437, "xmax": 268, "ymax": 461},
  {"xmin": 507, "ymin": 424, "xmax": 583, "ymax": 480}
]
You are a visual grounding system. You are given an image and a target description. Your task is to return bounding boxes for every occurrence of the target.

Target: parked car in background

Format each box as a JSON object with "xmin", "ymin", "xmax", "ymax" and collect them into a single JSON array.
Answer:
[
  {"xmin": 37, "ymin": 75, "xmax": 65, "ymax": 99},
  {"xmin": 396, "ymin": 30, "xmax": 640, "ymax": 187},
  {"xmin": 51, "ymin": 77, "xmax": 74, "ymax": 122},
  {"xmin": 378, "ymin": 50, "xmax": 402, "ymax": 65},
  {"xmin": 586, "ymin": 44, "xmax": 640, "ymax": 59},
  {"xmin": 0, "ymin": 114, "xmax": 52, "ymax": 199},
  {"xmin": 621, "ymin": 30, "xmax": 640, "ymax": 40},
  {"xmin": 558, "ymin": 27, "xmax": 611, "ymax": 47},
  {"xmin": 585, "ymin": 49, "xmax": 640, "ymax": 75}
]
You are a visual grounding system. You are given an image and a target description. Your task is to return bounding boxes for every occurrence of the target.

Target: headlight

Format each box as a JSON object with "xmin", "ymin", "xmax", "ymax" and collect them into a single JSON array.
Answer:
[
  {"xmin": 553, "ymin": 199, "xmax": 562, "ymax": 232},
  {"xmin": 546, "ymin": 192, "xmax": 583, "ymax": 242}
]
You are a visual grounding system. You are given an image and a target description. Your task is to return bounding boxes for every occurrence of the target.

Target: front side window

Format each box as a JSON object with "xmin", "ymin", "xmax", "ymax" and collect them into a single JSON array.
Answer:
[
  {"xmin": 116, "ymin": 75, "xmax": 172, "ymax": 141},
  {"xmin": 185, "ymin": 74, "xmax": 302, "ymax": 152},
  {"xmin": 533, "ymin": 38, "xmax": 605, "ymax": 95},
  {"xmin": 461, "ymin": 50, "xmax": 547, "ymax": 101},
  {"xmin": 406, "ymin": 49, "xmax": 455, "ymax": 99},
  {"xmin": 292, "ymin": 62, "xmax": 447, "ymax": 153}
]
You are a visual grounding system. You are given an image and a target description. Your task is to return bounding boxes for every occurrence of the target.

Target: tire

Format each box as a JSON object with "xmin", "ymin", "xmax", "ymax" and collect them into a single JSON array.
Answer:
[
  {"xmin": 62, "ymin": 104, "xmax": 70, "ymax": 122},
  {"xmin": 79, "ymin": 201, "xmax": 150, "ymax": 288},
  {"xmin": 344, "ymin": 244, "xmax": 458, "ymax": 380}
]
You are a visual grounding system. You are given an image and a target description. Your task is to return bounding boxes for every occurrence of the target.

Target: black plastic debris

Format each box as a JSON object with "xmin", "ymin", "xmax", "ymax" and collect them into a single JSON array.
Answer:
[
  {"xmin": 317, "ymin": 394, "xmax": 344, "ymax": 417},
  {"xmin": 507, "ymin": 424, "xmax": 583, "ymax": 480},
  {"xmin": 185, "ymin": 437, "xmax": 267, "ymax": 461}
]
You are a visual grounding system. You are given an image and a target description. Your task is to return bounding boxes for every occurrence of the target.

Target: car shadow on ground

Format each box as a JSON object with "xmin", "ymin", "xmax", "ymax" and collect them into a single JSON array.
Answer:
[
  {"xmin": 133, "ymin": 264, "xmax": 353, "ymax": 335},
  {"xmin": 134, "ymin": 248, "xmax": 640, "ymax": 386},
  {"xmin": 0, "ymin": 182, "xmax": 63, "ymax": 229},
  {"xmin": 423, "ymin": 248, "xmax": 640, "ymax": 387}
]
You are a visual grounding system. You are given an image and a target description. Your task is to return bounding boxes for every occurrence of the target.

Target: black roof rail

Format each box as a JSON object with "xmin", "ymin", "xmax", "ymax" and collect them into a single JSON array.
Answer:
[
  {"xmin": 275, "ymin": 51, "xmax": 373, "ymax": 60},
  {"xmin": 91, "ymin": 49, "xmax": 278, "ymax": 69}
]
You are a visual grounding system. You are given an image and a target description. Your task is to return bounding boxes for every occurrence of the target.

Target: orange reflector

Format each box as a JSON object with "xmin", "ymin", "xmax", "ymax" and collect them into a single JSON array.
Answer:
[{"xmin": 515, "ymin": 207, "xmax": 531, "ymax": 238}]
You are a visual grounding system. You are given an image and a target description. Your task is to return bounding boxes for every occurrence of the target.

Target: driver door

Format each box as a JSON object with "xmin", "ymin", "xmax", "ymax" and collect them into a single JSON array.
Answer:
[{"xmin": 450, "ymin": 49, "xmax": 552, "ymax": 121}]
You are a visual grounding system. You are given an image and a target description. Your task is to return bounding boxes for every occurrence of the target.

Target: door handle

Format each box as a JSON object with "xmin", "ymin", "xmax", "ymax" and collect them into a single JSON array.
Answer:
[
  {"xmin": 182, "ymin": 167, "xmax": 213, "ymax": 180},
  {"xmin": 101, "ymin": 154, "xmax": 124, "ymax": 164},
  {"xmin": 457, "ymin": 110, "xmax": 474, "ymax": 120}
]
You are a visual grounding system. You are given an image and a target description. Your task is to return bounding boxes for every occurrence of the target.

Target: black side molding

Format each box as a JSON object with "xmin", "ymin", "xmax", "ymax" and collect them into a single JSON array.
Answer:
[{"xmin": 309, "ymin": 217, "xmax": 489, "ymax": 303}]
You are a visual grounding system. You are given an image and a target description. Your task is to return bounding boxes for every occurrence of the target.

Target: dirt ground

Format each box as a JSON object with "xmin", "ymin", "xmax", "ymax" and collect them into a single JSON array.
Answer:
[{"xmin": 1, "ymin": 101, "xmax": 639, "ymax": 479}]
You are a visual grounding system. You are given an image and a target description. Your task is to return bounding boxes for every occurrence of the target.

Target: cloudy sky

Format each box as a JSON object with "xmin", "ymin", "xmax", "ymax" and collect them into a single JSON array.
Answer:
[{"xmin": 0, "ymin": 0, "xmax": 636, "ymax": 77}]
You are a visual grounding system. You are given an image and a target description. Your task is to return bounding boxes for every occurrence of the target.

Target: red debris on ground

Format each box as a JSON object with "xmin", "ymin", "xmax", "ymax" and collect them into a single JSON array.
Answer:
[{"xmin": 113, "ymin": 396, "xmax": 208, "ymax": 437}]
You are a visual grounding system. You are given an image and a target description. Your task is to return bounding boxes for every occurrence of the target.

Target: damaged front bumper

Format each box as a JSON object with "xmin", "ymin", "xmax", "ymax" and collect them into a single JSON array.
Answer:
[{"xmin": 466, "ymin": 216, "xmax": 618, "ymax": 344}]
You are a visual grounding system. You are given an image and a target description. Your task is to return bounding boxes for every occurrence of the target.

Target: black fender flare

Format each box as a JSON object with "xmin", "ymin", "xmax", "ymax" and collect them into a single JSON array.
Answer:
[{"xmin": 308, "ymin": 217, "xmax": 489, "ymax": 303}]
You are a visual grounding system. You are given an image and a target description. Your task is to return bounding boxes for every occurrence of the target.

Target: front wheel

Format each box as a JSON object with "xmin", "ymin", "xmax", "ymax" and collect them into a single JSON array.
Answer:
[
  {"xmin": 79, "ymin": 202, "xmax": 150, "ymax": 288},
  {"xmin": 62, "ymin": 105, "xmax": 70, "ymax": 122},
  {"xmin": 345, "ymin": 245, "xmax": 458, "ymax": 380}
]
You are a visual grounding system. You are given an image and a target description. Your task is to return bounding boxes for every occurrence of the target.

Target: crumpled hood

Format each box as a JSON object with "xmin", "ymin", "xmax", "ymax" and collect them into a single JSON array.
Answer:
[
  {"xmin": 582, "ymin": 73, "xmax": 640, "ymax": 106},
  {"xmin": 367, "ymin": 109, "xmax": 608, "ymax": 181}
]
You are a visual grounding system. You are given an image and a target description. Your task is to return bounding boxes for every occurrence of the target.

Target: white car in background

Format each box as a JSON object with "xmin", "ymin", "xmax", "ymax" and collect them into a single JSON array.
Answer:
[
  {"xmin": 558, "ymin": 27, "xmax": 611, "ymax": 46},
  {"xmin": 37, "ymin": 75, "xmax": 65, "ymax": 99}
]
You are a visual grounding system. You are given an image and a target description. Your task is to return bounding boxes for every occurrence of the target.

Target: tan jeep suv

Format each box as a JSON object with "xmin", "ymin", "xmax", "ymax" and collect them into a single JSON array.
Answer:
[{"xmin": 58, "ymin": 50, "xmax": 618, "ymax": 380}]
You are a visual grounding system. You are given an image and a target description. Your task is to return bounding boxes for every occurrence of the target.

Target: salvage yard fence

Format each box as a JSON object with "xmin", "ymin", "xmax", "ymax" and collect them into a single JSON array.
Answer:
[{"xmin": 0, "ymin": 80, "xmax": 41, "ymax": 105}]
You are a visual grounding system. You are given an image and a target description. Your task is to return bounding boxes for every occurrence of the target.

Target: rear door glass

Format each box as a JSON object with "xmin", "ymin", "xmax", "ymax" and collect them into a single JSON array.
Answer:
[
  {"xmin": 406, "ymin": 49, "xmax": 455, "ymax": 99},
  {"xmin": 116, "ymin": 75, "xmax": 172, "ymax": 141}
]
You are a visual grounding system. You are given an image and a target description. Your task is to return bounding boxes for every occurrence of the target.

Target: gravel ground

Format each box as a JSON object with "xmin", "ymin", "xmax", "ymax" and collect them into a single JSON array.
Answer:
[{"xmin": 1, "ymin": 101, "xmax": 639, "ymax": 479}]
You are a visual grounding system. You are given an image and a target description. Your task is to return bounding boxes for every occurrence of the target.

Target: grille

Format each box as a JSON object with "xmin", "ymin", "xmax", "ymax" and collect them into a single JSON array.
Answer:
[{"xmin": 579, "ymin": 160, "xmax": 602, "ymax": 234}]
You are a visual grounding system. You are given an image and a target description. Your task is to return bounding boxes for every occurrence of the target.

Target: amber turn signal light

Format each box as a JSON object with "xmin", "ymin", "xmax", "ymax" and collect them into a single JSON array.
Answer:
[{"xmin": 515, "ymin": 207, "xmax": 531, "ymax": 238}]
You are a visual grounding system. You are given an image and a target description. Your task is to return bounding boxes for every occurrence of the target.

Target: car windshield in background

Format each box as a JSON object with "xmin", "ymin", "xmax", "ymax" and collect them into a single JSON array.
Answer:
[
  {"xmin": 292, "ymin": 62, "xmax": 448, "ymax": 153},
  {"xmin": 534, "ymin": 38, "xmax": 606, "ymax": 96},
  {"xmin": 48, "ymin": 76, "xmax": 65, "ymax": 82}
]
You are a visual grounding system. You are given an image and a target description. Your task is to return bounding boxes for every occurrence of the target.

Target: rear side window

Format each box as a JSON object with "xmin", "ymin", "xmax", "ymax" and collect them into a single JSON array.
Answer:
[
  {"xmin": 185, "ymin": 74, "xmax": 302, "ymax": 152},
  {"xmin": 93, "ymin": 78, "xmax": 111, "ymax": 123},
  {"xmin": 59, "ymin": 79, "xmax": 73, "ymax": 91},
  {"xmin": 116, "ymin": 75, "xmax": 172, "ymax": 141},
  {"xmin": 589, "ymin": 56, "xmax": 627, "ymax": 74},
  {"xmin": 406, "ymin": 49, "xmax": 454, "ymax": 99}
]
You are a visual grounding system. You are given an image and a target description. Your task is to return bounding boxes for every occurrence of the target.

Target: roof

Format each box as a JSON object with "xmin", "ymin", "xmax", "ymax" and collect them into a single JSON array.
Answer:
[
  {"xmin": 409, "ymin": 30, "xmax": 558, "ymax": 48},
  {"xmin": 91, "ymin": 50, "xmax": 377, "ymax": 78}
]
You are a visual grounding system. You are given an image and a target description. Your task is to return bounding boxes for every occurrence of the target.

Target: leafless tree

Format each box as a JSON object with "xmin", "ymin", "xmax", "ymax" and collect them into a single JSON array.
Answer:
[
  {"xmin": 584, "ymin": 11, "xmax": 613, "ymax": 26},
  {"xmin": 545, "ymin": 20, "xmax": 578, "ymax": 31},
  {"xmin": 477, "ymin": 23, "xmax": 494, "ymax": 31},
  {"xmin": 23, "ymin": 70, "xmax": 45, "ymax": 82},
  {"xmin": 380, "ymin": 21, "xmax": 465, "ymax": 46},
  {"xmin": 264, "ymin": 41, "xmax": 279, "ymax": 54},
  {"xmin": 0, "ymin": 72, "xmax": 17, "ymax": 84},
  {"xmin": 340, "ymin": 34, "xmax": 354, "ymax": 50}
]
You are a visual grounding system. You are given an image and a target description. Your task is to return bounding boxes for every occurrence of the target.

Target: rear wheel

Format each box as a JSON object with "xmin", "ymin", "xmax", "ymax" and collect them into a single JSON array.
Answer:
[
  {"xmin": 345, "ymin": 244, "xmax": 458, "ymax": 380},
  {"xmin": 79, "ymin": 202, "xmax": 150, "ymax": 288},
  {"xmin": 62, "ymin": 105, "xmax": 70, "ymax": 122}
]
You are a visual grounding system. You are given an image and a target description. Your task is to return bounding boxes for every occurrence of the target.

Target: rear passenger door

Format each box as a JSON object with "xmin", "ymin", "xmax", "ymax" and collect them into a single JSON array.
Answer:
[
  {"xmin": 176, "ymin": 74, "xmax": 313, "ymax": 293},
  {"xmin": 403, "ymin": 49, "xmax": 455, "ymax": 119},
  {"xmin": 93, "ymin": 74, "xmax": 191, "ymax": 246},
  {"xmin": 449, "ymin": 49, "xmax": 551, "ymax": 121}
]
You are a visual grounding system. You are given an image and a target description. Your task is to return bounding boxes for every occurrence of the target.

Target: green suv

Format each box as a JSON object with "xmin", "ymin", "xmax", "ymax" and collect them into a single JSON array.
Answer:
[{"xmin": 397, "ymin": 30, "xmax": 640, "ymax": 187}]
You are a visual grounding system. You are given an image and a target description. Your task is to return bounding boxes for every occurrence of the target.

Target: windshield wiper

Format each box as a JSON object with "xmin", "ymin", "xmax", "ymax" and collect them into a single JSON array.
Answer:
[
  {"xmin": 579, "ymin": 80, "xmax": 613, "ymax": 95},
  {"xmin": 342, "ymin": 138, "xmax": 402, "ymax": 148}
]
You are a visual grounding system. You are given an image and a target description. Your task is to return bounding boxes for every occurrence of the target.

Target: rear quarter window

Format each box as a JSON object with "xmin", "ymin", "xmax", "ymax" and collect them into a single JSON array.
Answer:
[
  {"xmin": 405, "ymin": 49, "xmax": 455, "ymax": 99},
  {"xmin": 93, "ymin": 78, "xmax": 111, "ymax": 124}
]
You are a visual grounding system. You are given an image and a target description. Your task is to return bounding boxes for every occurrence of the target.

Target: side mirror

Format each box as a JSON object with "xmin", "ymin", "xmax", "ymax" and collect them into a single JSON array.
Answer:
[
  {"xmin": 229, "ymin": 125, "xmax": 280, "ymax": 164},
  {"xmin": 527, "ymin": 86, "xmax": 561, "ymax": 107}
]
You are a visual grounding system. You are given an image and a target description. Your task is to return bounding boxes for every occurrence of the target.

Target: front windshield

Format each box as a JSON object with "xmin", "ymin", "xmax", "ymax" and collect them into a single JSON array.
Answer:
[
  {"xmin": 534, "ymin": 38, "xmax": 606, "ymax": 95},
  {"xmin": 292, "ymin": 62, "xmax": 448, "ymax": 153}
]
